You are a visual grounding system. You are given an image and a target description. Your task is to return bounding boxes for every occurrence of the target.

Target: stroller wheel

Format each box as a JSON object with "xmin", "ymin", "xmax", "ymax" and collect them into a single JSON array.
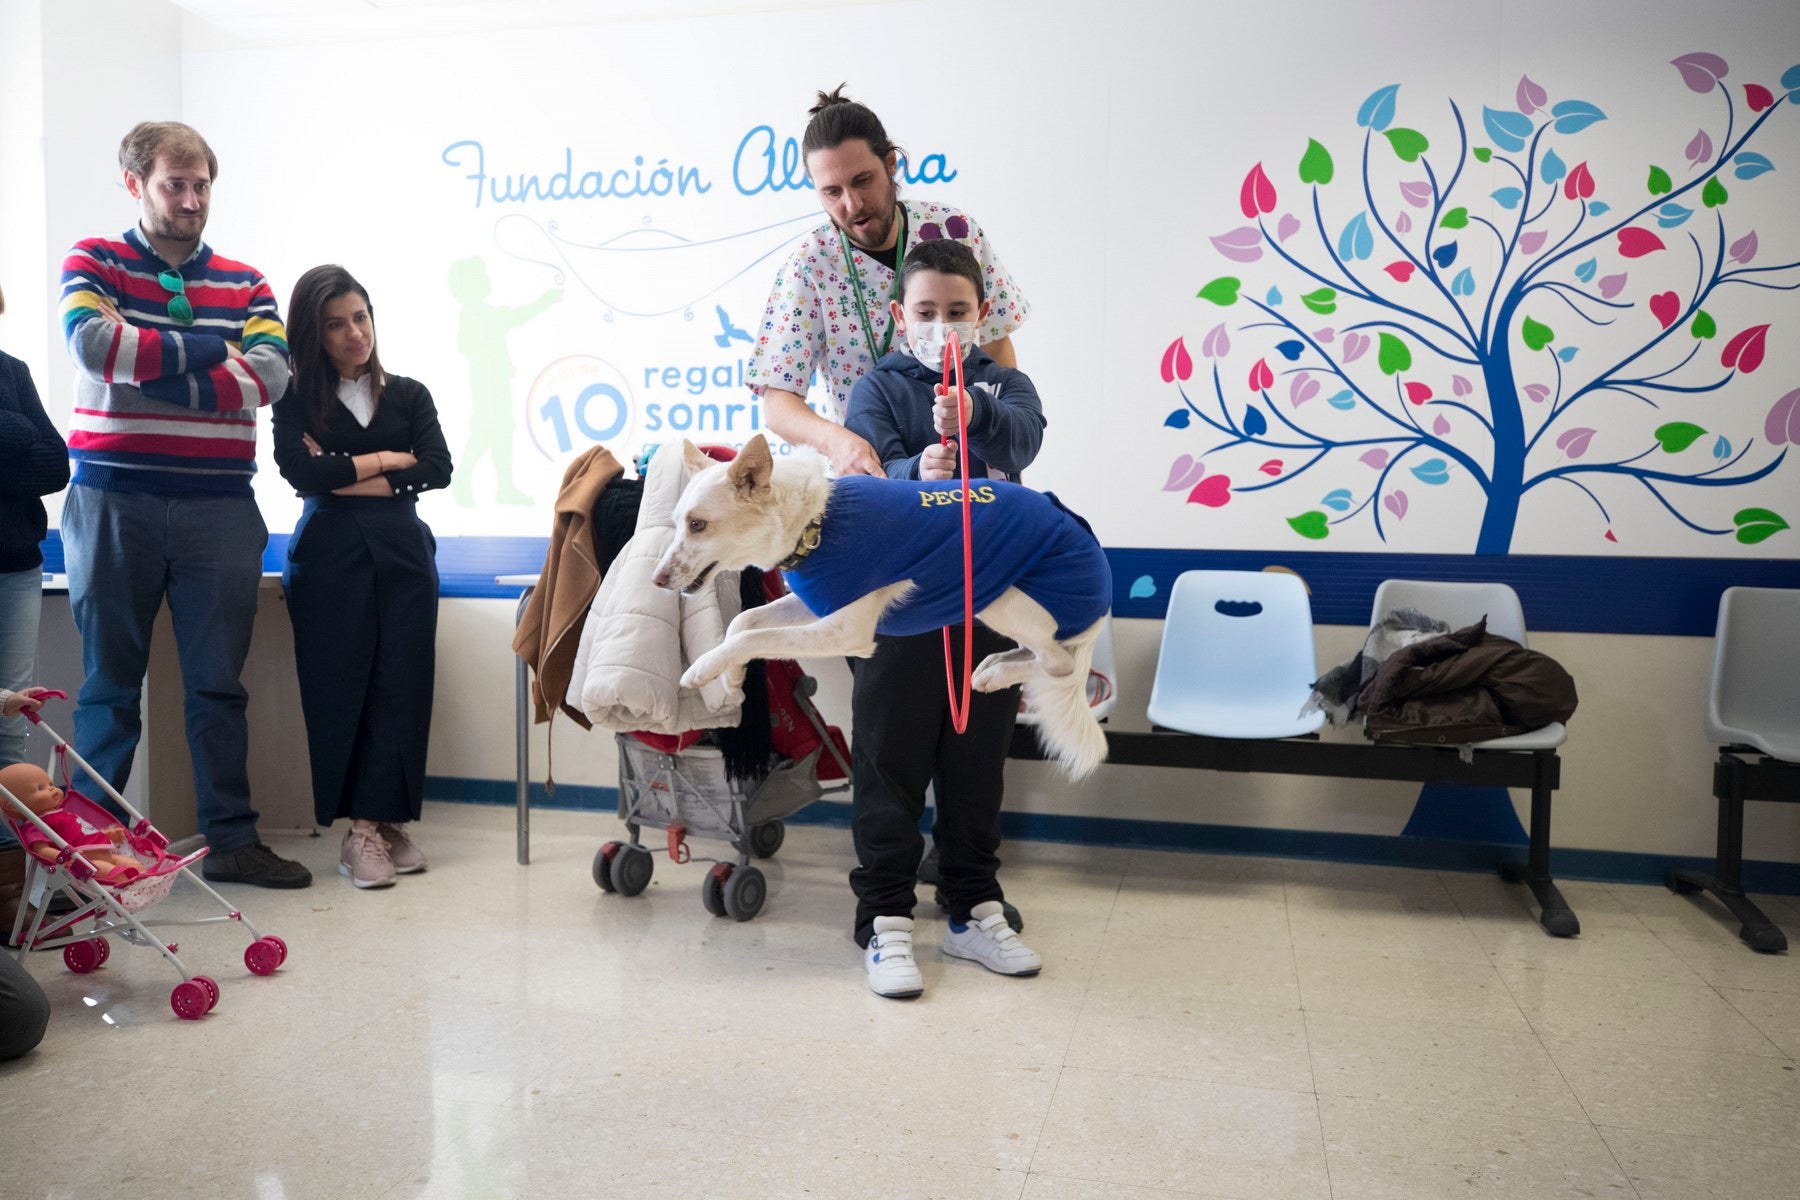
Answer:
[
  {"xmin": 193, "ymin": 975, "xmax": 221, "ymax": 1011},
  {"xmin": 93, "ymin": 936, "xmax": 112, "ymax": 966},
  {"xmin": 171, "ymin": 979, "xmax": 211, "ymax": 1020},
  {"xmin": 749, "ymin": 820, "xmax": 786, "ymax": 859},
  {"xmin": 702, "ymin": 864, "xmax": 731, "ymax": 916},
  {"xmin": 613, "ymin": 844, "xmax": 654, "ymax": 897},
  {"xmin": 63, "ymin": 939, "xmax": 103, "ymax": 974},
  {"xmin": 245, "ymin": 937, "xmax": 284, "ymax": 976},
  {"xmin": 722, "ymin": 865, "xmax": 767, "ymax": 921},
  {"xmin": 594, "ymin": 842, "xmax": 624, "ymax": 892},
  {"xmin": 265, "ymin": 935, "xmax": 289, "ymax": 965}
]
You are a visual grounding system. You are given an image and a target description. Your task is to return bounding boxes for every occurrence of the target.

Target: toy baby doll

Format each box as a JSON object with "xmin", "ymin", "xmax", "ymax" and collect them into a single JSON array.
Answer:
[{"xmin": 0, "ymin": 762, "xmax": 143, "ymax": 885}]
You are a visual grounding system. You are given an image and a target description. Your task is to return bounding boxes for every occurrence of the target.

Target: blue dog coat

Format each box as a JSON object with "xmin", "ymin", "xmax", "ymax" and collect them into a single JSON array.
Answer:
[{"xmin": 782, "ymin": 476, "xmax": 1111, "ymax": 640}]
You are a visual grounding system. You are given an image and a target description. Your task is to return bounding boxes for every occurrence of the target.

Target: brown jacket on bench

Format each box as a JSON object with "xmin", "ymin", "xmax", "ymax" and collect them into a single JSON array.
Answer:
[{"xmin": 1364, "ymin": 618, "xmax": 1578, "ymax": 745}]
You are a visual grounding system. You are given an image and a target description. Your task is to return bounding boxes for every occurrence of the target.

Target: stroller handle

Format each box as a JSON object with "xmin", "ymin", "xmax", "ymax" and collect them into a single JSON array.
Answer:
[{"xmin": 19, "ymin": 688, "xmax": 68, "ymax": 724}]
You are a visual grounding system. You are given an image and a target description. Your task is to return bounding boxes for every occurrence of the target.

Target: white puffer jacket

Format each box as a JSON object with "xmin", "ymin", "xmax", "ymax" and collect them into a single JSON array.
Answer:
[{"xmin": 566, "ymin": 443, "xmax": 742, "ymax": 733}]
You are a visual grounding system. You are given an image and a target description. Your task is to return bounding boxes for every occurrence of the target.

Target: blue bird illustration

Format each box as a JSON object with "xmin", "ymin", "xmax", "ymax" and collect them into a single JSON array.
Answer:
[{"xmin": 713, "ymin": 304, "xmax": 753, "ymax": 348}]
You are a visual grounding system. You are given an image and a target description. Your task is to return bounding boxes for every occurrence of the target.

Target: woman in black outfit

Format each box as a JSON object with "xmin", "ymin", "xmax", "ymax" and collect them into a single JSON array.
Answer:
[{"xmin": 273, "ymin": 266, "xmax": 452, "ymax": 889}]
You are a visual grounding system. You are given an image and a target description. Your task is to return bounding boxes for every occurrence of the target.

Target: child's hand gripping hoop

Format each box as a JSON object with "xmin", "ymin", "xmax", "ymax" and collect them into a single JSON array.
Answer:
[{"xmin": 941, "ymin": 332, "xmax": 974, "ymax": 735}]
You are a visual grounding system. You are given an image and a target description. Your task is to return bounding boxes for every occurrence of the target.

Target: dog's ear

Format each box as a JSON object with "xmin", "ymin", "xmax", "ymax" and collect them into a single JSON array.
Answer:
[
  {"xmin": 681, "ymin": 439, "xmax": 713, "ymax": 476},
  {"xmin": 728, "ymin": 434, "xmax": 773, "ymax": 499}
]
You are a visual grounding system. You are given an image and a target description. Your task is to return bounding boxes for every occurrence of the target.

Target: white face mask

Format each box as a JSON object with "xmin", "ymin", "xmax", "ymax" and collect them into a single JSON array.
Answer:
[{"xmin": 908, "ymin": 320, "xmax": 979, "ymax": 368}]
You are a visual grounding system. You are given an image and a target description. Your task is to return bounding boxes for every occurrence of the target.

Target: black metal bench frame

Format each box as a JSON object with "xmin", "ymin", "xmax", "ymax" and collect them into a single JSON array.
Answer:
[
  {"xmin": 1010, "ymin": 726, "xmax": 1579, "ymax": 937},
  {"xmin": 1665, "ymin": 749, "xmax": 1798, "ymax": 953}
]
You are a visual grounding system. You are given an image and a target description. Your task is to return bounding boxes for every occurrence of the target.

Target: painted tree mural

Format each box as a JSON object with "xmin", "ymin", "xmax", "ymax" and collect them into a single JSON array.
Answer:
[{"xmin": 1161, "ymin": 53, "xmax": 1800, "ymax": 554}]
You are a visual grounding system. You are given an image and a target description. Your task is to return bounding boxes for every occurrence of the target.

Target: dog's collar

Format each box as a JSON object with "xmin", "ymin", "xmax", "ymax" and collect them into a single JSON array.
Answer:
[{"xmin": 777, "ymin": 516, "xmax": 823, "ymax": 571}]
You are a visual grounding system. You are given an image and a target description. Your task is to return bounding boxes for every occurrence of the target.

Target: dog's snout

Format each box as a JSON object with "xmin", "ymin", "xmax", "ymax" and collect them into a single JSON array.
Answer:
[{"xmin": 651, "ymin": 567, "xmax": 671, "ymax": 589}]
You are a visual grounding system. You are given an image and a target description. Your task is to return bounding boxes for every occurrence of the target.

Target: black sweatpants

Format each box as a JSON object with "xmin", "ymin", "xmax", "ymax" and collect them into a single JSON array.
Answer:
[{"xmin": 849, "ymin": 626, "xmax": 1021, "ymax": 947}]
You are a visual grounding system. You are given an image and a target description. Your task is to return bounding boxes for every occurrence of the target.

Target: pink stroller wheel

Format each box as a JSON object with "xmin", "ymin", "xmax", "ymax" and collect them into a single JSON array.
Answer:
[
  {"xmin": 193, "ymin": 975, "xmax": 220, "ymax": 1011},
  {"xmin": 244, "ymin": 937, "xmax": 283, "ymax": 976},
  {"xmin": 64, "ymin": 936, "xmax": 113, "ymax": 971},
  {"xmin": 170, "ymin": 979, "xmax": 210, "ymax": 1020},
  {"xmin": 63, "ymin": 938, "xmax": 103, "ymax": 974},
  {"xmin": 265, "ymin": 935, "xmax": 288, "ymax": 964}
]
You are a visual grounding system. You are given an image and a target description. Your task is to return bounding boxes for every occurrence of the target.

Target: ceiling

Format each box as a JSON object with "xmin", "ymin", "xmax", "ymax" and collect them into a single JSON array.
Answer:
[{"xmin": 167, "ymin": 0, "xmax": 882, "ymax": 42}]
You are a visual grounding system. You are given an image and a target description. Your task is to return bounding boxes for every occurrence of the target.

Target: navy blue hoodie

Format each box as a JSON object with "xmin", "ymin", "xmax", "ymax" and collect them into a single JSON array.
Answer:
[{"xmin": 845, "ymin": 346, "xmax": 1045, "ymax": 482}]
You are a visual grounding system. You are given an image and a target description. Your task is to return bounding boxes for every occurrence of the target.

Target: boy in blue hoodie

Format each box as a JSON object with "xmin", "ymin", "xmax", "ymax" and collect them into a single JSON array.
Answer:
[{"xmin": 842, "ymin": 239, "xmax": 1047, "ymax": 999}]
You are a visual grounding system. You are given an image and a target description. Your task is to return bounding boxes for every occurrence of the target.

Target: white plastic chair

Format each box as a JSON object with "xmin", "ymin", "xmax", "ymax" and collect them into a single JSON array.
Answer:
[
  {"xmin": 1370, "ymin": 579, "xmax": 1565, "ymax": 751},
  {"xmin": 1147, "ymin": 571, "xmax": 1324, "ymax": 739},
  {"xmin": 1667, "ymin": 587, "xmax": 1800, "ymax": 953},
  {"xmin": 1705, "ymin": 587, "xmax": 1800, "ymax": 761}
]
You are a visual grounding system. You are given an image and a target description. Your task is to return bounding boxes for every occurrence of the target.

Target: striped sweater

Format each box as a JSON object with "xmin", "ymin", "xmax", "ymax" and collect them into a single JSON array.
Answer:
[{"xmin": 58, "ymin": 227, "xmax": 289, "ymax": 496}]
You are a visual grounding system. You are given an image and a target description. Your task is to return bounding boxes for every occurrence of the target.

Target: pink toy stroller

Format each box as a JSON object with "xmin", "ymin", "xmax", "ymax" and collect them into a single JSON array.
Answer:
[{"xmin": 2, "ymin": 693, "xmax": 289, "ymax": 1020}]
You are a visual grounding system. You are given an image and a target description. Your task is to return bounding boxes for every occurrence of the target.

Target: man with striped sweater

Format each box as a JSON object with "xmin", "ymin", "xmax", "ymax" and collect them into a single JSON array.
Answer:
[{"xmin": 57, "ymin": 121, "xmax": 310, "ymax": 887}]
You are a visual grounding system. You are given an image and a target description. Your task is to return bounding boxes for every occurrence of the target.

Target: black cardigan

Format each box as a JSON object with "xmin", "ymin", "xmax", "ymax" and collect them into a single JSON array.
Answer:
[
  {"xmin": 0, "ymin": 352, "xmax": 71, "ymax": 572},
  {"xmin": 272, "ymin": 373, "xmax": 453, "ymax": 498}
]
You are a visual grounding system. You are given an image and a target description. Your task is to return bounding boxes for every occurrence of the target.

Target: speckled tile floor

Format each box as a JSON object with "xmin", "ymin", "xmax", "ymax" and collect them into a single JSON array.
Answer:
[{"xmin": 4, "ymin": 801, "xmax": 1797, "ymax": 1199}]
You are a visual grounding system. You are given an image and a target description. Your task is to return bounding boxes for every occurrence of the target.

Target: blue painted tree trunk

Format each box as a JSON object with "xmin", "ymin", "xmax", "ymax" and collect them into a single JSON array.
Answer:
[{"xmin": 1477, "ymin": 302, "xmax": 1526, "ymax": 555}]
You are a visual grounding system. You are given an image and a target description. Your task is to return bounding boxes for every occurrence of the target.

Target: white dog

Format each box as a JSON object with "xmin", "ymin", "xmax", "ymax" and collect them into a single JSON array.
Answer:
[{"xmin": 651, "ymin": 435, "xmax": 1111, "ymax": 778}]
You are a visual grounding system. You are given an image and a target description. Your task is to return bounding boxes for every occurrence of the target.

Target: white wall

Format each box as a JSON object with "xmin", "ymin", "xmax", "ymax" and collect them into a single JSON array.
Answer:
[
  {"xmin": 0, "ymin": 1, "xmax": 49, "ymax": 370},
  {"xmin": 13, "ymin": 0, "xmax": 1800, "ymax": 866},
  {"xmin": 4, "ymin": 0, "xmax": 185, "ymax": 525}
]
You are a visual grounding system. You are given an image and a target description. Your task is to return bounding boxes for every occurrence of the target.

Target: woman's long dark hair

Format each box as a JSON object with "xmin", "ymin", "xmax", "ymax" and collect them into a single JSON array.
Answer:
[{"xmin": 286, "ymin": 265, "xmax": 386, "ymax": 435}]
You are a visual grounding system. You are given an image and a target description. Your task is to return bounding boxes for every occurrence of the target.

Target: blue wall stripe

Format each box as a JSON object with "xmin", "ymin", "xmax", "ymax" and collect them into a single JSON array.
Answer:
[
  {"xmin": 424, "ymin": 780, "xmax": 1800, "ymax": 896},
  {"xmin": 1104, "ymin": 547, "xmax": 1800, "ymax": 637},
  {"xmin": 40, "ymin": 531, "xmax": 1799, "ymax": 635}
]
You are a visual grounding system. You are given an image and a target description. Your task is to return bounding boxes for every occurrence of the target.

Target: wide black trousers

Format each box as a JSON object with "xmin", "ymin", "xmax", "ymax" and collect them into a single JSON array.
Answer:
[
  {"xmin": 283, "ymin": 496, "xmax": 438, "ymax": 827},
  {"xmin": 849, "ymin": 626, "xmax": 1021, "ymax": 947}
]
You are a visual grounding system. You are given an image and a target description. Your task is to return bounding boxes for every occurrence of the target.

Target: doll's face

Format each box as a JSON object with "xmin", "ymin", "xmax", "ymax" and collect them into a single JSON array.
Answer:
[{"xmin": 0, "ymin": 764, "xmax": 62, "ymax": 814}]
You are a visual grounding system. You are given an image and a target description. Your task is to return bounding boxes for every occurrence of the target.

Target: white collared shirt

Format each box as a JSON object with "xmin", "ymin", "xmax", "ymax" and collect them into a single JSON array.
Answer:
[{"xmin": 337, "ymin": 373, "xmax": 374, "ymax": 427}]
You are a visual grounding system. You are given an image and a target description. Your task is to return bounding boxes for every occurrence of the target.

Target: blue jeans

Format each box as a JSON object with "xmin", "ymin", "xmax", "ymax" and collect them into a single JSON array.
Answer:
[
  {"xmin": 60, "ymin": 485, "xmax": 267, "ymax": 852},
  {"xmin": 0, "ymin": 566, "xmax": 41, "ymax": 849},
  {"xmin": 0, "ymin": 566, "xmax": 41, "ymax": 770}
]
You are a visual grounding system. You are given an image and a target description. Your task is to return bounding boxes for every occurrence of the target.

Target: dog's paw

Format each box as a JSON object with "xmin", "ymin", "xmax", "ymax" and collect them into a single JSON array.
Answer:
[
  {"xmin": 971, "ymin": 663, "xmax": 1003, "ymax": 693},
  {"xmin": 683, "ymin": 652, "xmax": 728, "ymax": 690}
]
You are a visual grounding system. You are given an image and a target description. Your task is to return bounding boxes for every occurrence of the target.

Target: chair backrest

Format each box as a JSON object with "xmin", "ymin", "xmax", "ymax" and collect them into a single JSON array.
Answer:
[
  {"xmin": 1370, "ymin": 578, "xmax": 1529, "ymax": 646},
  {"xmin": 1707, "ymin": 587, "xmax": 1800, "ymax": 755},
  {"xmin": 1150, "ymin": 570, "xmax": 1318, "ymax": 707}
]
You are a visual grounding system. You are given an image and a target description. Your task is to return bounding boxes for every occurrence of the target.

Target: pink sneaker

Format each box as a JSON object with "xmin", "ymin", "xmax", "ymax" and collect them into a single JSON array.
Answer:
[
  {"xmin": 377, "ymin": 823, "xmax": 427, "ymax": 875},
  {"xmin": 339, "ymin": 827, "xmax": 396, "ymax": 889}
]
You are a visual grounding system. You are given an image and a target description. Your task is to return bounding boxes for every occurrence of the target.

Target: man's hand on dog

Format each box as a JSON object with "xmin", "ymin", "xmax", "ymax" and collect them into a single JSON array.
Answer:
[
  {"xmin": 920, "ymin": 441, "xmax": 960, "ymax": 481},
  {"xmin": 932, "ymin": 383, "xmax": 975, "ymax": 439},
  {"xmin": 827, "ymin": 426, "xmax": 884, "ymax": 477}
]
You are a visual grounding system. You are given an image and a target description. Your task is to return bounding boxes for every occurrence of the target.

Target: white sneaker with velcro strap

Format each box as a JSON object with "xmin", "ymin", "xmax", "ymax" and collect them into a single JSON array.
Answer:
[
  {"xmin": 865, "ymin": 915, "xmax": 925, "ymax": 999},
  {"xmin": 943, "ymin": 900, "xmax": 1043, "ymax": 976}
]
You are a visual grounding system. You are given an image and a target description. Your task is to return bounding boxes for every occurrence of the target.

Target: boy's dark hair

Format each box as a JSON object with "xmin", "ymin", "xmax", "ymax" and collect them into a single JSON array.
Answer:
[
  {"xmin": 802, "ymin": 84, "xmax": 905, "ymax": 164},
  {"xmin": 900, "ymin": 239, "xmax": 985, "ymax": 303}
]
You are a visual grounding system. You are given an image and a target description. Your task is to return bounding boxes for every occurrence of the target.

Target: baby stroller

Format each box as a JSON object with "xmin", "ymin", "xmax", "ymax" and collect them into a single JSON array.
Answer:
[
  {"xmin": 595, "ymin": 578, "xmax": 853, "ymax": 922},
  {"xmin": 2, "ymin": 694, "xmax": 289, "ymax": 1020}
]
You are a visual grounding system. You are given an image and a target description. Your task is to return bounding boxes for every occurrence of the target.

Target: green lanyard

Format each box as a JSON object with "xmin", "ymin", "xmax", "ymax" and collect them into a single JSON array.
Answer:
[{"xmin": 838, "ymin": 203, "xmax": 908, "ymax": 359}]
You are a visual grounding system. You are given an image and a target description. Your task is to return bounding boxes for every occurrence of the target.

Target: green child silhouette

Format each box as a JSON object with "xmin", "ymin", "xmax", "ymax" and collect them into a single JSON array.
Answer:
[{"xmin": 448, "ymin": 256, "xmax": 562, "ymax": 506}]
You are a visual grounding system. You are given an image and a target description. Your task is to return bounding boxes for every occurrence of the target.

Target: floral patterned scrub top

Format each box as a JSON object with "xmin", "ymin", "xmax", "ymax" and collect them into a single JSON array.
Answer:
[{"xmin": 746, "ymin": 200, "xmax": 1030, "ymax": 421}]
